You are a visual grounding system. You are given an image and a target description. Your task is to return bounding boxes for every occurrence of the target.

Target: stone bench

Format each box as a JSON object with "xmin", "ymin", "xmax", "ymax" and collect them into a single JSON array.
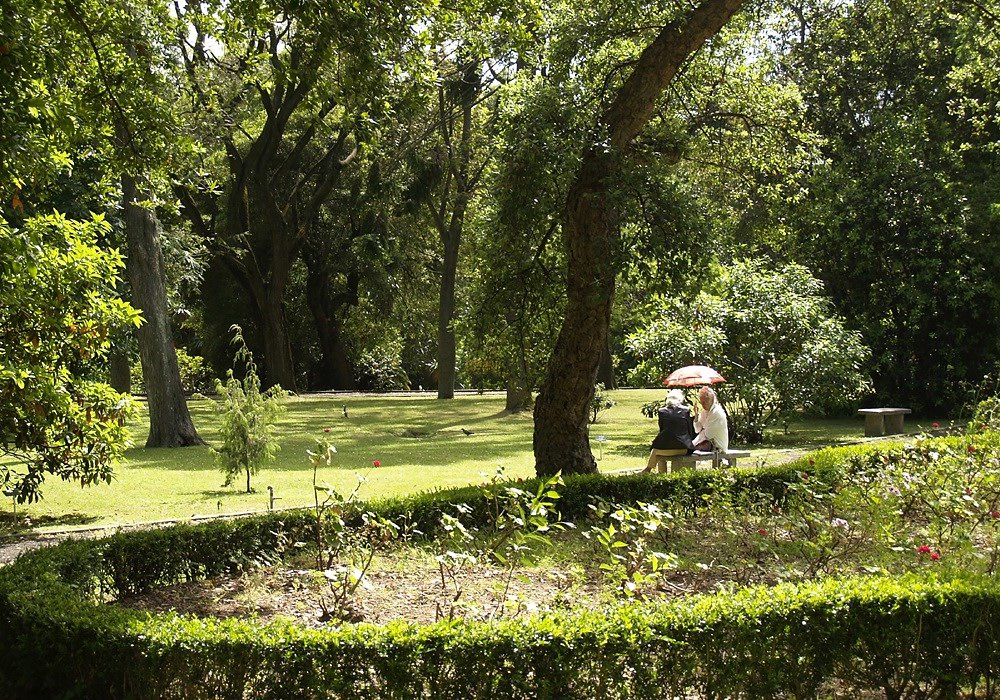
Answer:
[
  {"xmin": 858, "ymin": 408, "xmax": 912, "ymax": 437},
  {"xmin": 653, "ymin": 449, "xmax": 752, "ymax": 474}
]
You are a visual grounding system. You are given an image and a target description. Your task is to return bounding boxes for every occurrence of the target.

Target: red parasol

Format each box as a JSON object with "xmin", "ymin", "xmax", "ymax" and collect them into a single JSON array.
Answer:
[{"xmin": 662, "ymin": 365, "xmax": 726, "ymax": 387}]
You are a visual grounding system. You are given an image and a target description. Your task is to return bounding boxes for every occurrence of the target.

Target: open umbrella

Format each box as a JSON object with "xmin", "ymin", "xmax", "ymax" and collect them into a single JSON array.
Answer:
[{"xmin": 662, "ymin": 365, "xmax": 726, "ymax": 387}]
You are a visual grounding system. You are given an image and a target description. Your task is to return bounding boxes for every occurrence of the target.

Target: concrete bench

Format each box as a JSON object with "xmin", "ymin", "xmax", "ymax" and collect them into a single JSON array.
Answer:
[
  {"xmin": 653, "ymin": 449, "xmax": 752, "ymax": 474},
  {"xmin": 858, "ymin": 408, "xmax": 912, "ymax": 437}
]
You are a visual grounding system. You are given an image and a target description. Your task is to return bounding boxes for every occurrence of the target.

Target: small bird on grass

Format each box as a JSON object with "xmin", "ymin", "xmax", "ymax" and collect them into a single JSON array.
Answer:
[
  {"xmin": 461, "ymin": 428, "xmax": 475, "ymax": 436},
  {"xmin": 343, "ymin": 405, "xmax": 349, "ymax": 418}
]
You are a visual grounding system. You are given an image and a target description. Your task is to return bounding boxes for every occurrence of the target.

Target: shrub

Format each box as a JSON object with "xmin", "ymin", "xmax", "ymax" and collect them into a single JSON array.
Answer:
[
  {"xmin": 4, "ymin": 433, "xmax": 996, "ymax": 699},
  {"xmin": 3, "ymin": 536, "xmax": 1000, "ymax": 699},
  {"xmin": 626, "ymin": 259, "xmax": 872, "ymax": 442},
  {"xmin": 211, "ymin": 327, "xmax": 287, "ymax": 493},
  {"xmin": 354, "ymin": 344, "xmax": 410, "ymax": 391},
  {"xmin": 589, "ymin": 383, "xmax": 615, "ymax": 423},
  {"xmin": 131, "ymin": 346, "xmax": 215, "ymax": 395}
]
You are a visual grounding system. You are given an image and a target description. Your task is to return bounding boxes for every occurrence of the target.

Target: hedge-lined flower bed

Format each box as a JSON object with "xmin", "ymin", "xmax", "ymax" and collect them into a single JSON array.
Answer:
[
  {"xmin": 3, "ymin": 433, "xmax": 998, "ymax": 699},
  {"xmin": 3, "ymin": 549, "xmax": 999, "ymax": 699}
]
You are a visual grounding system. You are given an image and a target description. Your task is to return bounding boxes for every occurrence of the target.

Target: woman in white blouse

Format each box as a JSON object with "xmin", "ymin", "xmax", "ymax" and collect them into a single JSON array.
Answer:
[{"xmin": 693, "ymin": 386, "xmax": 729, "ymax": 453}]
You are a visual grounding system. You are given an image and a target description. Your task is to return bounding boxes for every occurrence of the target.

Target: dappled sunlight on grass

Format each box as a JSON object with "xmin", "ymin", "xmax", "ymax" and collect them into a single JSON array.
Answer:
[{"xmin": 9, "ymin": 389, "xmax": 914, "ymax": 531}]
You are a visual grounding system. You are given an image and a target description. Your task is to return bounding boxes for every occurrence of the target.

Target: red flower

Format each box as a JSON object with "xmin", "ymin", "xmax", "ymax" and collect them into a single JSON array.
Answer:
[
  {"xmin": 372, "ymin": 459, "xmax": 381, "ymax": 468},
  {"xmin": 968, "ymin": 445, "xmax": 978, "ymax": 454},
  {"xmin": 930, "ymin": 552, "xmax": 941, "ymax": 561},
  {"xmin": 932, "ymin": 422, "xmax": 940, "ymax": 428},
  {"xmin": 991, "ymin": 511, "xmax": 1000, "ymax": 519},
  {"xmin": 917, "ymin": 544, "xmax": 932, "ymax": 554},
  {"xmin": 757, "ymin": 528, "xmax": 768, "ymax": 537}
]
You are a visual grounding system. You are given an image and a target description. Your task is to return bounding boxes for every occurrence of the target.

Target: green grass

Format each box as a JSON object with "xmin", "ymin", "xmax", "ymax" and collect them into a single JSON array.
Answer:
[{"xmin": 2, "ymin": 390, "xmax": 943, "ymax": 531}]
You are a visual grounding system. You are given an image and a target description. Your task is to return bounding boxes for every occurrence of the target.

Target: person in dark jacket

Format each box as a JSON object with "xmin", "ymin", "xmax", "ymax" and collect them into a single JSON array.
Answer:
[{"xmin": 642, "ymin": 389, "xmax": 695, "ymax": 473}]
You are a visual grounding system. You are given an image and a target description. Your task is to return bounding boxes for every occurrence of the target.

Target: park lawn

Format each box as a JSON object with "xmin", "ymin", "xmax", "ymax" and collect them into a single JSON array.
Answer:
[{"xmin": 5, "ymin": 389, "xmax": 923, "ymax": 531}]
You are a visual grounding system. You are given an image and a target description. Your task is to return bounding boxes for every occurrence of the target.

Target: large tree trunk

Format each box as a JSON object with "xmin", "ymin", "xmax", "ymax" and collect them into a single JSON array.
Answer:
[
  {"xmin": 245, "ymin": 176, "xmax": 299, "ymax": 393},
  {"xmin": 533, "ymin": 155, "xmax": 618, "ymax": 476},
  {"xmin": 532, "ymin": 0, "xmax": 746, "ymax": 476},
  {"xmin": 305, "ymin": 266, "xmax": 357, "ymax": 390},
  {"xmin": 257, "ymin": 288, "xmax": 297, "ymax": 392},
  {"xmin": 122, "ymin": 175, "xmax": 205, "ymax": 448},
  {"xmin": 436, "ymin": 236, "xmax": 460, "ymax": 399}
]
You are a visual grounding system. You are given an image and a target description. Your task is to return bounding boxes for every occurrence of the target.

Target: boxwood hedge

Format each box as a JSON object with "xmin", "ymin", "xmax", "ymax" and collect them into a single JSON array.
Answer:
[{"xmin": 3, "ymin": 439, "xmax": 997, "ymax": 699}]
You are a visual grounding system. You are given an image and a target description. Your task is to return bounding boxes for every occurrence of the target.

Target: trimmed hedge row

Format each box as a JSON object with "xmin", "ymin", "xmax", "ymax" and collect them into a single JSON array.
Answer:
[
  {"xmin": 3, "ymin": 547, "xmax": 1000, "ymax": 699},
  {"xmin": 1, "ymin": 436, "xmax": 989, "ymax": 698},
  {"xmin": 365, "ymin": 463, "xmax": 841, "ymax": 538}
]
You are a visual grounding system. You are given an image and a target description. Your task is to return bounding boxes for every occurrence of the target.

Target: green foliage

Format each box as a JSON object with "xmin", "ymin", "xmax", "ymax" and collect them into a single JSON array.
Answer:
[
  {"xmin": 0, "ymin": 213, "xmax": 139, "ymax": 503},
  {"xmin": 6, "ymin": 433, "xmax": 1000, "ymax": 696},
  {"xmin": 211, "ymin": 327, "xmax": 286, "ymax": 493},
  {"xmin": 131, "ymin": 346, "xmax": 214, "ymax": 395},
  {"xmin": 627, "ymin": 259, "xmax": 871, "ymax": 442},
  {"xmin": 354, "ymin": 342, "xmax": 410, "ymax": 391},
  {"xmin": 435, "ymin": 470, "xmax": 570, "ymax": 620},
  {"xmin": 5, "ymin": 520, "xmax": 1000, "ymax": 697},
  {"xmin": 781, "ymin": 0, "xmax": 1000, "ymax": 413},
  {"xmin": 971, "ymin": 396, "xmax": 1000, "ymax": 433},
  {"xmin": 586, "ymin": 501, "xmax": 676, "ymax": 597},
  {"xmin": 308, "ymin": 438, "xmax": 400, "ymax": 622},
  {"xmin": 589, "ymin": 383, "xmax": 615, "ymax": 424}
]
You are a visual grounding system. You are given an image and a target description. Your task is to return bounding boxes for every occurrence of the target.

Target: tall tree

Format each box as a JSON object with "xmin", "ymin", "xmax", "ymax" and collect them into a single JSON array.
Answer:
[
  {"xmin": 122, "ymin": 175, "xmax": 205, "ymax": 446},
  {"xmin": 70, "ymin": 1, "xmax": 206, "ymax": 447},
  {"xmin": 781, "ymin": 0, "xmax": 1000, "ymax": 412},
  {"xmin": 4, "ymin": 0, "xmax": 205, "ymax": 448},
  {"xmin": 533, "ymin": 0, "xmax": 747, "ymax": 476},
  {"xmin": 406, "ymin": 52, "xmax": 501, "ymax": 399},
  {"xmin": 172, "ymin": 0, "xmax": 426, "ymax": 391}
]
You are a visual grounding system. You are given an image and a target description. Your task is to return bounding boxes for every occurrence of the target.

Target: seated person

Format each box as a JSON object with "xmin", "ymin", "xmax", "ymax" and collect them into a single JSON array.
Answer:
[
  {"xmin": 693, "ymin": 386, "xmax": 729, "ymax": 453},
  {"xmin": 643, "ymin": 389, "xmax": 695, "ymax": 473}
]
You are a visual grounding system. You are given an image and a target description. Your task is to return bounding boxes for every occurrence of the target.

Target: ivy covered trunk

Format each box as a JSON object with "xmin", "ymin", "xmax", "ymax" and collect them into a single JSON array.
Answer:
[{"xmin": 122, "ymin": 175, "xmax": 205, "ymax": 448}]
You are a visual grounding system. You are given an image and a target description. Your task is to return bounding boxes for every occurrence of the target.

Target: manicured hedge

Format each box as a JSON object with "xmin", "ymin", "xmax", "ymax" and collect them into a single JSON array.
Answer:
[
  {"xmin": 365, "ymin": 464, "xmax": 842, "ymax": 538},
  {"xmin": 2, "ymin": 435, "xmax": 992, "ymax": 699},
  {"xmin": 2, "ymin": 542, "xmax": 999, "ymax": 699}
]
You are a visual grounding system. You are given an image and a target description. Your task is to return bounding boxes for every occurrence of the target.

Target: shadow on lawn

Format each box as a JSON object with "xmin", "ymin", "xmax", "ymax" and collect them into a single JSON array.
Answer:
[{"xmin": 0, "ymin": 511, "xmax": 99, "ymax": 539}]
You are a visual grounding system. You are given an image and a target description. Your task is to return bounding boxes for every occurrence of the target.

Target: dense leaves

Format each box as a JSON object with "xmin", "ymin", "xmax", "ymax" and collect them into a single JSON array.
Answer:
[
  {"xmin": 0, "ymin": 213, "xmax": 140, "ymax": 502},
  {"xmin": 782, "ymin": 0, "xmax": 1000, "ymax": 412},
  {"xmin": 628, "ymin": 259, "xmax": 871, "ymax": 441}
]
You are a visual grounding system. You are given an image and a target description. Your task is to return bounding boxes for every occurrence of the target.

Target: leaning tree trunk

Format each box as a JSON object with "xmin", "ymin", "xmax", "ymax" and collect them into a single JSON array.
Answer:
[
  {"xmin": 533, "ymin": 155, "xmax": 618, "ymax": 476},
  {"xmin": 122, "ymin": 175, "xmax": 205, "ymax": 447},
  {"xmin": 532, "ymin": 0, "xmax": 747, "ymax": 476}
]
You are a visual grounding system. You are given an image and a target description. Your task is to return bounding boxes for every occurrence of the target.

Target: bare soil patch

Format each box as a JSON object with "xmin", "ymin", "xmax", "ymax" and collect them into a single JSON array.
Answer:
[{"xmin": 115, "ymin": 550, "xmax": 615, "ymax": 627}]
